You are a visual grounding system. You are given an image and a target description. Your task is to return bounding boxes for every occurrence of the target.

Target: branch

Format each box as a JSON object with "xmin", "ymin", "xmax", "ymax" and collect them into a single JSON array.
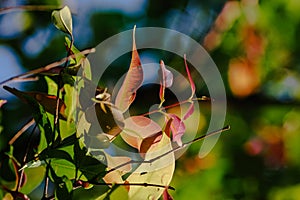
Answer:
[
  {"xmin": 0, "ymin": 5, "xmax": 60, "ymax": 15},
  {"xmin": 106, "ymin": 126, "xmax": 230, "ymax": 174},
  {"xmin": 9, "ymin": 118, "xmax": 35, "ymax": 145},
  {"xmin": 0, "ymin": 48, "xmax": 95, "ymax": 86}
]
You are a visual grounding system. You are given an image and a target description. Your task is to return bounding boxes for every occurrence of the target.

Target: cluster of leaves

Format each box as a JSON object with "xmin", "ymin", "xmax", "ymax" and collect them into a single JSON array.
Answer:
[{"xmin": 0, "ymin": 6, "xmax": 228, "ymax": 200}]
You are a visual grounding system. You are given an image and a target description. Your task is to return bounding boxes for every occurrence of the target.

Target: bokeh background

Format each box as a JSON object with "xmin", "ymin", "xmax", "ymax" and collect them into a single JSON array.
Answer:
[{"xmin": 1, "ymin": 0, "xmax": 300, "ymax": 199}]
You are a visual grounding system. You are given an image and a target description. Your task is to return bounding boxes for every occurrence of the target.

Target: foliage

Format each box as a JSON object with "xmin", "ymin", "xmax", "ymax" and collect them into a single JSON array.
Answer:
[{"xmin": 0, "ymin": 6, "xmax": 228, "ymax": 200}]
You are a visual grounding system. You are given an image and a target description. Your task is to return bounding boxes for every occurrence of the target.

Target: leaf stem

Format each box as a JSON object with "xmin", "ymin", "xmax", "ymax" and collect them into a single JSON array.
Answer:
[{"xmin": 141, "ymin": 96, "xmax": 210, "ymax": 117}]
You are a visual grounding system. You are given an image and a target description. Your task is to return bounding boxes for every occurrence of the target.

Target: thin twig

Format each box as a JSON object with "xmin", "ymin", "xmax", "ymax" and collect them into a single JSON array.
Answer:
[
  {"xmin": 16, "ymin": 119, "xmax": 39, "ymax": 192},
  {"xmin": 106, "ymin": 126, "xmax": 230, "ymax": 174},
  {"xmin": 0, "ymin": 48, "xmax": 95, "ymax": 86},
  {"xmin": 0, "ymin": 5, "xmax": 60, "ymax": 15},
  {"xmin": 9, "ymin": 118, "xmax": 35, "ymax": 145},
  {"xmin": 92, "ymin": 182, "xmax": 175, "ymax": 190}
]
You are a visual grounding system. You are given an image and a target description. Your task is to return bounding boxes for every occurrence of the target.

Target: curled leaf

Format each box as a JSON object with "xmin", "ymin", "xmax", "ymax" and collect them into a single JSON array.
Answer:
[
  {"xmin": 51, "ymin": 6, "xmax": 73, "ymax": 36},
  {"xmin": 115, "ymin": 26, "xmax": 143, "ymax": 112},
  {"xmin": 159, "ymin": 60, "xmax": 173, "ymax": 105},
  {"xmin": 184, "ymin": 54, "xmax": 195, "ymax": 97},
  {"xmin": 168, "ymin": 114, "xmax": 186, "ymax": 146},
  {"xmin": 183, "ymin": 102, "xmax": 194, "ymax": 120},
  {"xmin": 139, "ymin": 132, "xmax": 162, "ymax": 155}
]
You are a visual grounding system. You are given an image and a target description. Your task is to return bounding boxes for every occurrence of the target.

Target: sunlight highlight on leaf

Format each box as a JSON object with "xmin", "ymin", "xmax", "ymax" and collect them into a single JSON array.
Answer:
[
  {"xmin": 126, "ymin": 134, "xmax": 175, "ymax": 200},
  {"xmin": 115, "ymin": 26, "xmax": 143, "ymax": 112}
]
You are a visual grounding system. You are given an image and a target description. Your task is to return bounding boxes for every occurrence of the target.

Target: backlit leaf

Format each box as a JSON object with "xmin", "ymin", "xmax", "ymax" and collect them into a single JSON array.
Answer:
[
  {"xmin": 183, "ymin": 102, "xmax": 194, "ymax": 120},
  {"xmin": 159, "ymin": 60, "xmax": 173, "ymax": 106},
  {"xmin": 125, "ymin": 134, "xmax": 175, "ymax": 200},
  {"xmin": 168, "ymin": 114, "xmax": 186, "ymax": 147},
  {"xmin": 115, "ymin": 26, "xmax": 143, "ymax": 112},
  {"xmin": 51, "ymin": 6, "xmax": 73, "ymax": 36},
  {"xmin": 120, "ymin": 116, "xmax": 162, "ymax": 149},
  {"xmin": 184, "ymin": 54, "xmax": 195, "ymax": 98}
]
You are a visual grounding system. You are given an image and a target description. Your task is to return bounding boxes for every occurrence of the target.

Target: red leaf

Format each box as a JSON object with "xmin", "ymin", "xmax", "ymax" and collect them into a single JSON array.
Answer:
[
  {"xmin": 168, "ymin": 114, "xmax": 185, "ymax": 146},
  {"xmin": 120, "ymin": 116, "xmax": 162, "ymax": 149},
  {"xmin": 163, "ymin": 188, "xmax": 174, "ymax": 200},
  {"xmin": 4, "ymin": 86, "xmax": 67, "ymax": 119},
  {"xmin": 139, "ymin": 132, "xmax": 162, "ymax": 155},
  {"xmin": 115, "ymin": 26, "xmax": 143, "ymax": 112},
  {"xmin": 184, "ymin": 54, "xmax": 195, "ymax": 97},
  {"xmin": 164, "ymin": 117, "xmax": 173, "ymax": 138}
]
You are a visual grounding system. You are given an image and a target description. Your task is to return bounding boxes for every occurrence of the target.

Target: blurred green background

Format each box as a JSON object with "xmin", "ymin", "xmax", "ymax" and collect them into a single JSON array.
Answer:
[{"xmin": 1, "ymin": 0, "xmax": 300, "ymax": 199}]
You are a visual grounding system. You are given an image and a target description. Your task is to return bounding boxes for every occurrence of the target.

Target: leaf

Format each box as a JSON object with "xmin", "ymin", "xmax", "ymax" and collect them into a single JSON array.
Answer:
[
  {"xmin": 56, "ymin": 132, "xmax": 77, "ymax": 148},
  {"xmin": 45, "ymin": 76, "xmax": 58, "ymax": 96},
  {"xmin": 94, "ymin": 102, "xmax": 125, "ymax": 136},
  {"xmin": 84, "ymin": 133, "xmax": 110, "ymax": 149},
  {"xmin": 49, "ymin": 166, "xmax": 73, "ymax": 200},
  {"xmin": 115, "ymin": 26, "xmax": 143, "ymax": 112},
  {"xmin": 20, "ymin": 166, "xmax": 46, "ymax": 194},
  {"xmin": 120, "ymin": 116, "xmax": 162, "ymax": 149},
  {"xmin": 3, "ymin": 86, "xmax": 53, "ymax": 146},
  {"xmin": 183, "ymin": 102, "xmax": 194, "ymax": 120},
  {"xmin": 3, "ymin": 86, "xmax": 67, "ymax": 119},
  {"xmin": 39, "ymin": 149, "xmax": 74, "ymax": 164},
  {"xmin": 84, "ymin": 102, "xmax": 125, "ymax": 137},
  {"xmin": 125, "ymin": 134, "xmax": 175, "ymax": 200},
  {"xmin": 51, "ymin": 6, "xmax": 73, "ymax": 36},
  {"xmin": 163, "ymin": 188, "xmax": 174, "ymax": 200},
  {"xmin": 168, "ymin": 114, "xmax": 186, "ymax": 146},
  {"xmin": 184, "ymin": 54, "xmax": 195, "ymax": 98},
  {"xmin": 74, "ymin": 140, "xmax": 107, "ymax": 182},
  {"xmin": 139, "ymin": 132, "xmax": 162, "ymax": 155},
  {"xmin": 103, "ymin": 155, "xmax": 132, "ymax": 185},
  {"xmin": 159, "ymin": 60, "xmax": 173, "ymax": 105}
]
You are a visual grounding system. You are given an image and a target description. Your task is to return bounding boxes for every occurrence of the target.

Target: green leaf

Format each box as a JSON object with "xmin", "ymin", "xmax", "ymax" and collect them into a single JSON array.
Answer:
[
  {"xmin": 64, "ymin": 37, "xmax": 92, "ymax": 79},
  {"xmin": 51, "ymin": 6, "xmax": 73, "ymax": 36},
  {"xmin": 56, "ymin": 132, "xmax": 77, "ymax": 148},
  {"xmin": 20, "ymin": 166, "xmax": 46, "ymax": 194},
  {"xmin": 45, "ymin": 76, "xmax": 58, "ymax": 96},
  {"xmin": 39, "ymin": 148, "xmax": 74, "ymax": 164},
  {"xmin": 49, "ymin": 165, "xmax": 73, "ymax": 200},
  {"xmin": 51, "ymin": 159, "xmax": 76, "ymax": 179},
  {"xmin": 74, "ymin": 140, "xmax": 107, "ymax": 182}
]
